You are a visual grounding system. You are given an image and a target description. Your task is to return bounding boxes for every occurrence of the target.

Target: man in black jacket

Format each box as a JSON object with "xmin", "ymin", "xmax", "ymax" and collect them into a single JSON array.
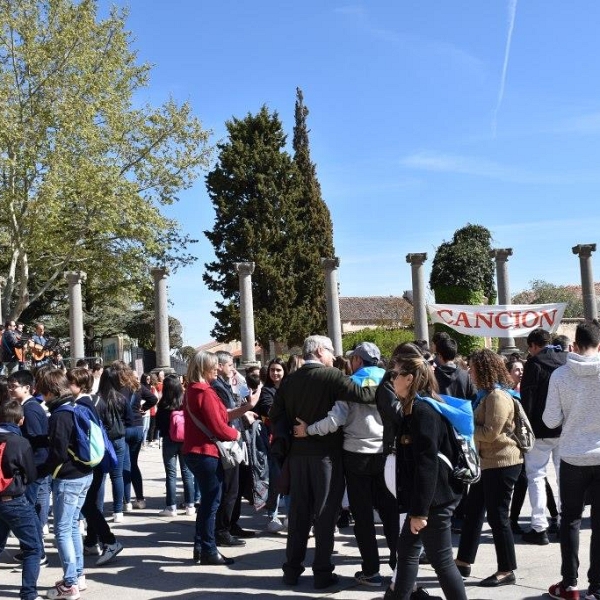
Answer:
[
  {"xmin": 269, "ymin": 335, "xmax": 376, "ymax": 590},
  {"xmin": 434, "ymin": 336, "xmax": 477, "ymax": 400},
  {"xmin": 520, "ymin": 328, "xmax": 567, "ymax": 545}
]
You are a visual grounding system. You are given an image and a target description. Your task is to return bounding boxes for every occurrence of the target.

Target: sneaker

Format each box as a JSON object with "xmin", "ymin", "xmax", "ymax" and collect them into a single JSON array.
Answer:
[
  {"xmin": 123, "ymin": 502, "xmax": 133, "ymax": 512},
  {"xmin": 354, "ymin": 571, "xmax": 383, "ymax": 587},
  {"xmin": 96, "ymin": 541, "xmax": 123, "ymax": 566},
  {"xmin": 266, "ymin": 517, "xmax": 285, "ymax": 533},
  {"xmin": 158, "ymin": 507, "xmax": 177, "ymax": 517},
  {"xmin": 46, "ymin": 582, "xmax": 80, "ymax": 600},
  {"xmin": 548, "ymin": 581, "xmax": 579, "ymax": 600},
  {"xmin": 132, "ymin": 499, "xmax": 146, "ymax": 509},
  {"xmin": 185, "ymin": 506, "xmax": 196, "ymax": 516},
  {"xmin": 113, "ymin": 512, "xmax": 124, "ymax": 523},
  {"xmin": 522, "ymin": 528, "xmax": 550, "ymax": 545},
  {"xmin": 83, "ymin": 543, "xmax": 101, "ymax": 556},
  {"xmin": 55, "ymin": 577, "xmax": 86, "ymax": 592},
  {"xmin": 411, "ymin": 588, "xmax": 443, "ymax": 599}
]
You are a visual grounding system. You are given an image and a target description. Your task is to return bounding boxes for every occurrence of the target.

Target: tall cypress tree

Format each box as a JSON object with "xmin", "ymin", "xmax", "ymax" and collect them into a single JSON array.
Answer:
[
  {"xmin": 291, "ymin": 88, "xmax": 335, "ymax": 341},
  {"xmin": 203, "ymin": 106, "xmax": 303, "ymax": 348}
]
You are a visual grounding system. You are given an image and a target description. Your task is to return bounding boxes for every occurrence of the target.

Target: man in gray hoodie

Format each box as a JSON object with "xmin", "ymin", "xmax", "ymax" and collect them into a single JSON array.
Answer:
[{"xmin": 543, "ymin": 320, "xmax": 600, "ymax": 600}]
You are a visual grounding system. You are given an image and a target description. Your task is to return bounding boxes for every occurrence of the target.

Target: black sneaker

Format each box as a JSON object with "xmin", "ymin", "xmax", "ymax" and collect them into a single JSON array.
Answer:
[
  {"xmin": 215, "ymin": 532, "xmax": 246, "ymax": 547},
  {"xmin": 522, "ymin": 529, "xmax": 549, "ymax": 545}
]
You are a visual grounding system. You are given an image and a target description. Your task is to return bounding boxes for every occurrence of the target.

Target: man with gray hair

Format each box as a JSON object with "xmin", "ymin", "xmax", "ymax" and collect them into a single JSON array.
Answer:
[{"xmin": 269, "ymin": 335, "xmax": 377, "ymax": 590}]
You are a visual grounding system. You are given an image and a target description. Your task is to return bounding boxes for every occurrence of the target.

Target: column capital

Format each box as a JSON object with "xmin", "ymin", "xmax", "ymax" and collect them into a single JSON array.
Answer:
[
  {"xmin": 64, "ymin": 271, "xmax": 87, "ymax": 285},
  {"xmin": 321, "ymin": 257, "xmax": 340, "ymax": 270},
  {"xmin": 405, "ymin": 252, "xmax": 427, "ymax": 266},
  {"xmin": 572, "ymin": 244, "xmax": 597, "ymax": 258},
  {"xmin": 489, "ymin": 248, "xmax": 513, "ymax": 261},
  {"xmin": 151, "ymin": 266, "xmax": 169, "ymax": 282},
  {"xmin": 234, "ymin": 262, "xmax": 255, "ymax": 276}
]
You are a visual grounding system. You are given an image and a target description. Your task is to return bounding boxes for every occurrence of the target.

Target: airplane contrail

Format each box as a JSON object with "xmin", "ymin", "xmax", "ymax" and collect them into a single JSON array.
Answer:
[{"xmin": 492, "ymin": 0, "xmax": 518, "ymax": 137}]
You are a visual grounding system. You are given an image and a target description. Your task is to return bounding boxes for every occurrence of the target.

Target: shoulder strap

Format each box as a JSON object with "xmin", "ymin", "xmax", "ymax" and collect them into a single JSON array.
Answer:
[{"xmin": 184, "ymin": 400, "xmax": 218, "ymax": 442}]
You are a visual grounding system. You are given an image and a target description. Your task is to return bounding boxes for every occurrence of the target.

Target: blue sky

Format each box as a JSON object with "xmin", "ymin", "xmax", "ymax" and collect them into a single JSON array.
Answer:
[{"xmin": 100, "ymin": 1, "xmax": 600, "ymax": 347}]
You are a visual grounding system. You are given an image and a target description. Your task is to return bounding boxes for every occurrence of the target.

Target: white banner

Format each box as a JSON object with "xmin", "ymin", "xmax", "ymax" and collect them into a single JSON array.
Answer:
[{"xmin": 427, "ymin": 303, "xmax": 567, "ymax": 337}]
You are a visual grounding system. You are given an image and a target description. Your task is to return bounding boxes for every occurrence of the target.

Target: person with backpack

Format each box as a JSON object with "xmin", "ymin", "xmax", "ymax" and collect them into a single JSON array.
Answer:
[
  {"xmin": 0, "ymin": 398, "xmax": 44, "ymax": 600},
  {"xmin": 155, "ymin": 374, "xmax": 195, "ymax": 517},
  {"xmin": 67, "ymin": 367, "xmax": 124, "ymax": 566},
  {"xmin": 37, "ymin": 368, "xmax": 94, "ymax": 600},
  {"xmin": 455, "ymin": 349, "xmax": 523, "ymax": 588},
  {"xmin": 380, "ymin": 354, "xmax": 465, "ymax": 600}
]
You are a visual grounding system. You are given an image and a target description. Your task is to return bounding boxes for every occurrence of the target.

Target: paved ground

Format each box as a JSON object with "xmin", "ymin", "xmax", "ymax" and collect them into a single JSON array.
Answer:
[{"xmin": 1, "ymin": 447, "xmax": 591, "ymax": 599}]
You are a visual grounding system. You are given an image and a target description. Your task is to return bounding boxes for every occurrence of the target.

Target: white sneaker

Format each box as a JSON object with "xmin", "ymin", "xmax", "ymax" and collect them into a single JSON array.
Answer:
[
  {"xmin": 46, "ymin": 582, "xmax": 80, "ymax": 600},
  {"xmin": 96, "ymin": 541, "xmax": 123, "ymax": 566},
  {"xmin": 158, "ymin": 507, "xmax": 177, "ymax": 517},
  {"xmin": 132, "ymin": 499, "xmax": 146, "ymax": 509},
  {"xmin": 83, "ymin": 543, "xmax": 101, "ymax": 556},
  {"xmin": 113, "ymin": 512, "xmax": 124, "ymax": 523},
  {"xmin": 54, "ymin": 576, "xmax": 86, "ymax": 591},
  {"xmin": 185, "ymin": 506, "xmax": 196, "ymax": 516},
  {"xmin": 123, "ymin": 502, "xmax": 133, "ymax": 512},
  {"xmin": 266, "ymin": 517, "xmax": 285, "ymax": 533}
]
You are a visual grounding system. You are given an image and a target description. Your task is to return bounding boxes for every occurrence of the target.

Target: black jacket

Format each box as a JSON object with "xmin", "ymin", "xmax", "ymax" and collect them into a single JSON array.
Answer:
[
  {"xmin": 0, "ymin": 426, "xmax": 37, "ymax": 497},
  {"xmin": 396, "ymin": 400, "xmax": 463, "ymax": 517},
  {"xmin": 211, "ymin": 376, "xmax": 243, "ymax": 432},
  {"xmin": 434, "ymin": 364, "xmax": 477, "ymax": 401},
  {"xmin": 520, "ymin": 347, "xmax": 567, "ymax": 438},
  {"xmin": 269, "ymin": 362, "xmax": 375, "ymax": 457},
  {"xmin": 118, "ymin": 385, "xmax": 157, "ymax": 428},
  {"xmin": 376, "ymin": 375, "xmax": 403, "ymax": 456},
  {"xmin": 20, "ymin": 397, "xmax": 49, "ymax": 466}
]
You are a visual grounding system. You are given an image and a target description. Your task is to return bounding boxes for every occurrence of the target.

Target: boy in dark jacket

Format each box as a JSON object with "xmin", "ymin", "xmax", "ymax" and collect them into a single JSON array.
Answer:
[{"xmin": 0, "ymin": 399, "xmax": 43, "ymax": 600}]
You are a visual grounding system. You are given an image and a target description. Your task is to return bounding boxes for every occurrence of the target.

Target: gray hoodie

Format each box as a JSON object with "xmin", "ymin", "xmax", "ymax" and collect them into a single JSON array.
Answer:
[{"xmin": 543, "ymin": 351, "xmax": 600, "ymax": 466}]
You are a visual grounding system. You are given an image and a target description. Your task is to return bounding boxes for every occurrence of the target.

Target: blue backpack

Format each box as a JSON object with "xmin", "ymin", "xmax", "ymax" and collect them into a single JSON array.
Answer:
[{"xmin": 55, "ymin": 402, "xmax": 117, "ymax": 472}]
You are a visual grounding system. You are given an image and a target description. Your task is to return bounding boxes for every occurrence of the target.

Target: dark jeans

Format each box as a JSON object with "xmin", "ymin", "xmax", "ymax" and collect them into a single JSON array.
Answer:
[
  {"xmin": 559, "ymin": 460, "xmax": 600, "ymax": 590},
  {"xmin": 343, "ymin": 451, "xmax": 398, "ymax": 574},
  {"xmin": 394, "ymin": 500, "xmax": 466, "ymax": 600},
  {"xmin": 185, "ymin": 453, "xmax": 223, "ymax": 556},
  {"xmin": 82, "ymin": 467, "xmax": 116, "ymax": 547},
  {"xmin": 231, "ymin": 463, "xmax": 251, "ymax": 528},
  {"xmin": 124, "ymin": 426, "xmax": 144, "ymax": 502},
  {"xmin": 283, "ymin": 453, "xmax": 345, "ymax": 582},
  {"xmin": 215, "ymin": 463, "xmax": 239, "ymax": 535},
  {"xmin": 457, "ymin": 464, "xmax": 521, "ymax": 572},
  {"xmin": 109, "ymin": 436, "xmax": 126, "ymax": 513},
  {"xmin": 0, "ymin": 494, "xmax": 42, "ymax": 600},
  {"xmin": 162, "ymin": 437, "xmax": 194, "ymax": 507}
]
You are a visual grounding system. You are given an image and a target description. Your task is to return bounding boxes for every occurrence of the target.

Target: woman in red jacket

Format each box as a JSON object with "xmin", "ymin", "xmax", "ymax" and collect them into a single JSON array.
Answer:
[{"xmin": 183, "ymin": 350, "xmax": 240, "ymax": 566}]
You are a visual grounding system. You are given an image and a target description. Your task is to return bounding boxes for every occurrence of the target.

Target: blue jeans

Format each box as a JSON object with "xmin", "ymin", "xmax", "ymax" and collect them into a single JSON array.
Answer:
[
  {"xmin": 162, "ymin": 437, "xmax": 194, "ymax": 507},
  {"xmin": 26, "ymin": 474, "xmax": 51, "ymax": 530},
  {"xmin": 184, "ymin": 453, "xmax": 223, "ymax": 556},
  {"xmin": 0, "ymin": 494, "xmax": 43, "ymax": 600},
  {"xmin": 52, "ymin": 474, "xmax": 93, "ymax": 586},
  {"xmin": 108, "ymin": 437, "xmax": 126, "ymax": 513},
  {"xmin": 124, "ymin": 426, "xmax": 144, "ymax": 502}
]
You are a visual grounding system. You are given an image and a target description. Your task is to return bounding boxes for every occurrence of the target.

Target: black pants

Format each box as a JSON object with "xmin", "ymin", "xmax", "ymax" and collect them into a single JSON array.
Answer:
[
  {"xmin": 231, "ymin": 463, "xmax": 252, "ymax": 528},
  {"xmin": 343, "ymin": 451, "xmax": 398, "ymax": 574},
  {"xmin": 82, "ymin": 467, "xmax": 116, "ymax": 547},
  {"xmin": 559, "ymin": 460, "xmax": 600, "ymax": 590},
  {"xmin": 394, "ymin": 499, "xmax": 466, "ymax": 600},
  {"xmin": 215, "ymin": 463, "xmax": 239, "ymax": 535},
  {"xmin": 283, "ymin": 454, "xmax": 344, "ymax": 582},
  {"xmin": 457, "ymin": 464, "xmax": 520, "ymax": 572}
]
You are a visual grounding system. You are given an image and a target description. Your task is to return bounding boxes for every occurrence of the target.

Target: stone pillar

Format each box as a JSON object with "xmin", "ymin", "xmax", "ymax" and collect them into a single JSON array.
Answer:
[
  {"xmin": 151, "ymin": 267, "xmax": 171, "ymax": 370},
  {"xmin": 490, "ymin": 248, "xmax": 519, "ymax": 355},
  {"xmin": 321, "ymin": 257, "xmax": 343, "ymax": 355},
  {"xmin": 64, "ymin": 271, "xmax": 87, "ymax": 362},
  {"xmin": 572, "ymin": 244, "xmax": 598, "ymax": 321},
  {"xmin": 406, "ymin": 253, "xmax": 429, "ymax": 343},
  {"xmin": 234, "ymin": 262, "xmax": 257, "ymax": 364}
]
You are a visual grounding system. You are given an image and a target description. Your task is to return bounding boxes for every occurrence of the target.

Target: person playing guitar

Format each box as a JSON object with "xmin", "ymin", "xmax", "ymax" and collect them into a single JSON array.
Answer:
[{"xmin": 30, "ymin": 322, "xmax": 53, "ymax": 368}]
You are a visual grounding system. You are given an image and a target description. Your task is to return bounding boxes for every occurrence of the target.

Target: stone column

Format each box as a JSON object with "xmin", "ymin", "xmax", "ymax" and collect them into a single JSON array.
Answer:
[
  {"xmin": 64, "ymin": 271, "xmax": 87, "ymax": 362},
  {"xmin": 234, "ymin": 262, "xmax": 257, "ymax": 364},
  {"xmin": 406, "ymin": 253, "xmax": 429, "ymax": 342},
  {"xmin": 151, "ymin": 267, "xmax": 171, "ymax": 370},
  {"xmin": 490, "ymin": 248, "xmax": 519, "ymax": 355},
  {"xmin": 321, "ymin": 257, "xmax": 343, "ymax": 355},
  {"xmin": 572, "ymin": 244, "xmax": 598, "ymax": 321}
]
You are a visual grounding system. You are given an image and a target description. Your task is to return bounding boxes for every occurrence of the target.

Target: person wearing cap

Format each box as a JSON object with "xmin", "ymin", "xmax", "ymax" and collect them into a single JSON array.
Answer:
[{"xmin": 294, "ymin": 341, "xmax": 398, "ymax": 588}]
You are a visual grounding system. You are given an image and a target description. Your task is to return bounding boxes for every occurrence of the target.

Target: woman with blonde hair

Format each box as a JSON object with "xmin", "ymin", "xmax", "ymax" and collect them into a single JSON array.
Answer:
[
  {"xmin": 183, "ymin": 351, "xmax": 241, "ymax": 566},
  {"xmin": 384, "ymin": 355, "xmax": 467, "ymax": 600},
  {"xmin": 456, "ymin": 349, "xmax": 523, "ymax": 587}
]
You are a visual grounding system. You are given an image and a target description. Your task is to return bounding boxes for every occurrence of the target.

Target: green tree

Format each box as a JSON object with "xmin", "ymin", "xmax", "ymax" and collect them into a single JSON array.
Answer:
[
  {"xmin": 430, "ymin": 224, "xmax": 496, "ymax": 354},
  {"xmin": 342, "ymin": 327, "xmax": 415, "ymax": 360},
  {"xmin": 513, "ymin": 279, "xmax": 583, "ymax": 318},
  {"xmin": 203, "ymin": 107, "xmax": 303, "ymax": 348},
  {"xmin": 290, "ymin": 88, "xmax": 335, "ymax": 340},
  {"xmin": 0, "ymin": 0, "xmax": 211, "ymax": 322}
]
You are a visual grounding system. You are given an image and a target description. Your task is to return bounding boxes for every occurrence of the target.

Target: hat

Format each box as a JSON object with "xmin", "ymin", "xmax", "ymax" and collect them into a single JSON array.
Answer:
[{"xmin": 349, "ymin": 342, "xmax": 381, "ymax": 363}]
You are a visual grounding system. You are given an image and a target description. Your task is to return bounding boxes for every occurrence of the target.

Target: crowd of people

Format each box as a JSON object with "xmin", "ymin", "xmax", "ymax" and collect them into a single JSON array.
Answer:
[{"xmin": 1, "ymin": 323, "xmax": 600, "ymax": 600}]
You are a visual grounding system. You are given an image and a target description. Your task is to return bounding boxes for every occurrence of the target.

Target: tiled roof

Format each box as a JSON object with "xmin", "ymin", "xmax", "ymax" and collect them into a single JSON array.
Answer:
[{"xmin": 339, "ymin": 296, "xmax": 412, "ymax": 324}]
